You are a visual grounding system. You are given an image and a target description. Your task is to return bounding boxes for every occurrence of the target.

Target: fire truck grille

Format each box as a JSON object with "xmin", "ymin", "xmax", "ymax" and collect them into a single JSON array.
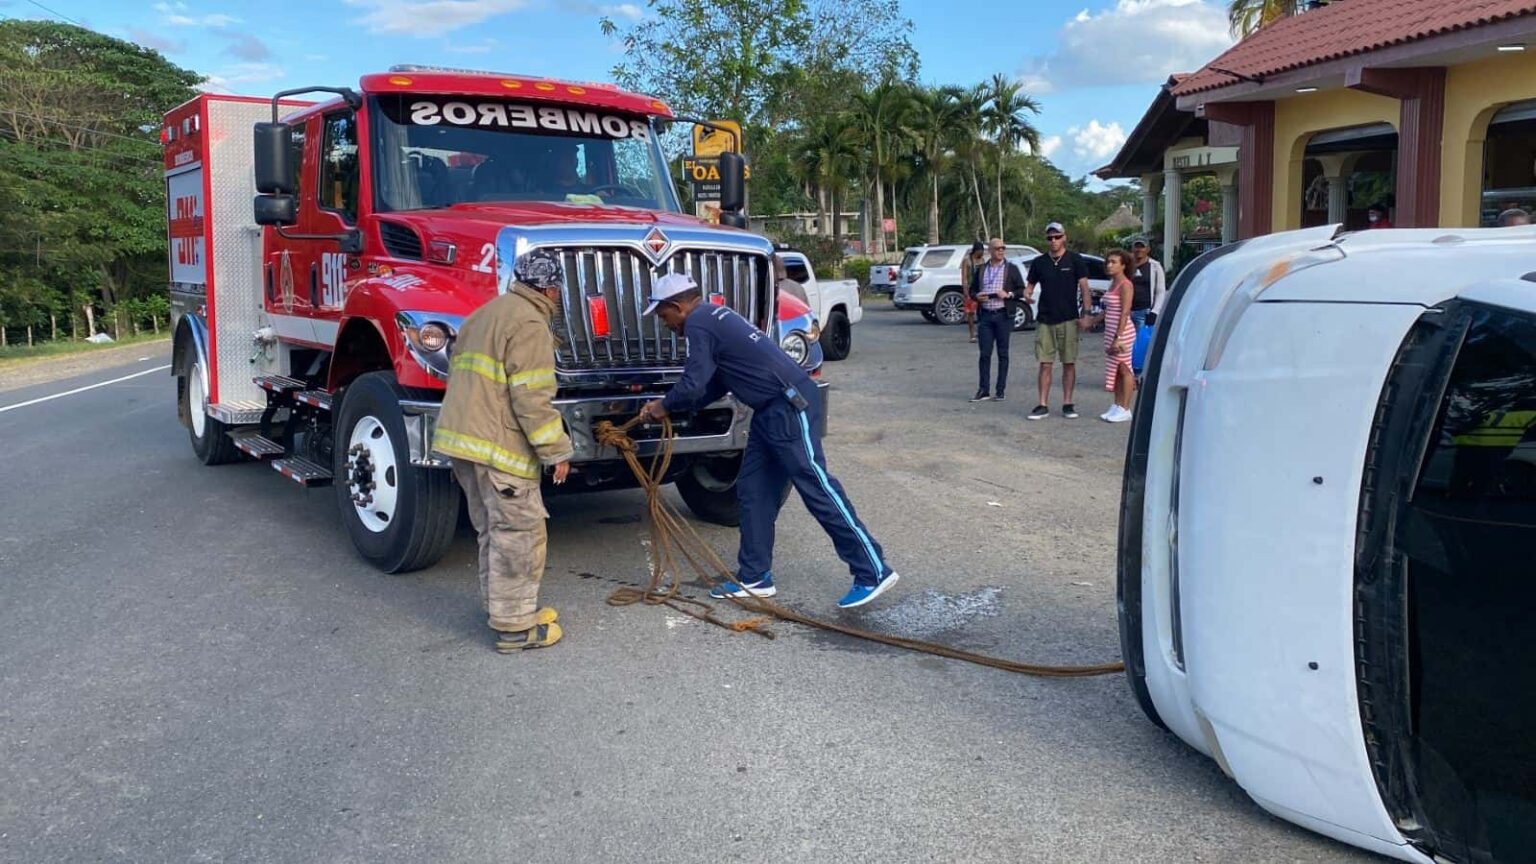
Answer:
[{"xmin": 547, "ymin": 247, "xmax": 767, "ymax": 372}]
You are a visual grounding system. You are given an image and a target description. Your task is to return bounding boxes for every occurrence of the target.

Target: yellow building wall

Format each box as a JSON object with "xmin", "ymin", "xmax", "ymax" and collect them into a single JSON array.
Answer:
[
  {"xmin": 1271, "ymin": 88, "xmax": 1399, "ymax": 231},
  {"xmin": 1441, "ymin": 50, "xmax": 1536, "ymax": 227}
]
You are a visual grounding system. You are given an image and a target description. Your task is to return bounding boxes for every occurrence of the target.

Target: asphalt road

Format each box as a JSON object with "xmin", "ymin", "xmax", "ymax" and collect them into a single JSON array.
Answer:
[{"xmin": 0, "ymin": 304, "xmax": 1378, "ymax": 863}]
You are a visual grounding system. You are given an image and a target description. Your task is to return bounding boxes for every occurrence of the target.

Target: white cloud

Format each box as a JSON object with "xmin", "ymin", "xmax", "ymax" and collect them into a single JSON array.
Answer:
[
  {"xmin": 157, "ymin": 3, "xmax": 242, "ymax": 27},
  {"xmin": 1036, "ymin": 135, "xmax": 1063, "ymax": 159},
  {"xmin": 343, "ymin": 0, "xmax": 530, "ymax": 36},
  {"xmin": 1069, "ymin": 120, "xmax": 1128, "ymax": 161},
  {"xmin": 1017, "ymin": 0, "xmax": 1233, "ymax": 92},
  {"xmin": 199, "ymin": 62, "xmax": 286, "ymax": 93},
  {"xmin": 600, "ymin": 3, "xmax": 642, "ymax": 20}
]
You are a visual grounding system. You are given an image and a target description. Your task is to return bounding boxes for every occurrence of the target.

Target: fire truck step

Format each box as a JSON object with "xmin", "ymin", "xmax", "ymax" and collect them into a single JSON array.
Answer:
[
  {"xmin": 271, "ymin": 456, "xmax": 333, "ymax": 486},
  {"xmin": 293, "ymin": 390, "xmax": 333, "ymax": 411},
  {"xmin": 230, "ymin": 431, "xmax": 285, "ymax": 459},
  {"xmin": 254, "ymin": 375, "xmax": 309, "ymax": 394}
]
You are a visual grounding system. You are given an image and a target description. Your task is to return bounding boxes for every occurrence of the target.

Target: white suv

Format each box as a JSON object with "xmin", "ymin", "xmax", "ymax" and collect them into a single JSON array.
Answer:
[{"xmin": 893, "ymin": 243, "xmax": 1038, "ymax": 325}]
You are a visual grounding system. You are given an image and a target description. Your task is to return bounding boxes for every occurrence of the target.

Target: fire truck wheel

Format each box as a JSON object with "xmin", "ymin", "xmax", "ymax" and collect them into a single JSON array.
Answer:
[
  {"xmin": 181, "ymin": 353, "xmax": 241, "ymax": 465},
  {"xmin": 674, "ymin": 455, "xmax": 744, "ymax": 526},
  {"xmin": 334, "ymin": 371, "xmax": 458, "ymax": 574}
]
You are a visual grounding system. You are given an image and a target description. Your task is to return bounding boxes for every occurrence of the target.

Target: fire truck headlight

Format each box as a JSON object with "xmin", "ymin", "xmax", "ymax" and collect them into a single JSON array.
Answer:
[
  {"xmin": 417, "ymin": 322, "xmax": 450, "ymax": 353},
  {"xmin": 781, "ymin": 332, "xmax": 809, "ymax": 365},
  {"xmin": 395, "ymin": 311, "xmax": 463, "ymax": 380}
]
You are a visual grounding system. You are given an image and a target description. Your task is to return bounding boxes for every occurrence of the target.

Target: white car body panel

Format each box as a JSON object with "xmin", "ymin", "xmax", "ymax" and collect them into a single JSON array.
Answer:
[
  {"xmin": 1135, "ymin": 223, "xmax": 1536, "ymax": 863},
  {"xmin": 779, "ymin": 251, "xmax": 863, "ymax": 325}
]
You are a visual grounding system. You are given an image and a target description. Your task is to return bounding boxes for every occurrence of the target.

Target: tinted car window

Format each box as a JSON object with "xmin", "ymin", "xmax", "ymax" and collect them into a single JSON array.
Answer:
[
  {"xmin": 1403, "ymin": 304, "xmax": 1535, "ymax": 860},
  {"xmin": 783, "ymin": 258, "xmax": 812, "ymax": 284},
  {"xmin": 1083, "ymin": 256, "xmax": 1108, "ymax": 281},
  {"xmin": 900, "ymin": 251, "xmax": 920, "ymax": 270},
  {"xmin": 920, "ymin": 249, "xmax": 953, "ymax": 268}
]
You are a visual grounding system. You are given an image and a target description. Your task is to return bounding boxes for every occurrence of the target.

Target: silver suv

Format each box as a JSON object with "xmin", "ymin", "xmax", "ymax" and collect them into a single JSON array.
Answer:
[{"xmin": 893, "ymin": 243, "xmax": 1038, "ymax": 325}]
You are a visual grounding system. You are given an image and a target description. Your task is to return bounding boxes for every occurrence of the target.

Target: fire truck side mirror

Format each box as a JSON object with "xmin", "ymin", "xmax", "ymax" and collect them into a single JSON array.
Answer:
[
  {"xmin": 253, "ymin": 122, "xmax": 295, "ymax": 195},
  {"xmin": 254, "ymin": 194, "xmax": 297, "ymax": 227},
  {"xmin": 718, "ymin": 151, "xmax": 745, "ymax": 214}
]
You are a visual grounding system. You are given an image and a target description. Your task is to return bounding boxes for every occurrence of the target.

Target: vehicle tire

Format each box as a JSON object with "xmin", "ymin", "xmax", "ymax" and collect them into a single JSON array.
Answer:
[
  {"xmin": 333, "ymin": 371, "xmax": 458, "ymax": 573},
  {"xmin": 179, "ymin": 344, "xmax": 241, "ymax": 466},
  {"xmin": 675, "ymin": 454, "xmax": 743, "ymax": 526},
  {"xmin": 933, "ymin": 289, "xmax": 967, "ymax": 325},
  {"xmin": 1012, "ymin": 303, "xmax": 1036, "ymax": 332},
  {"xmin": 821, "ymin": 309, "xmax": 852, "ymax": 361}
]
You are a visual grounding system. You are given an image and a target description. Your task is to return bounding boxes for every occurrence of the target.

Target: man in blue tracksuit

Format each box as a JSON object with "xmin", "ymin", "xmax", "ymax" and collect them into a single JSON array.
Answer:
[{"xmin": 638, "ymin": 273, "xmax": 900, "ymax": 608}]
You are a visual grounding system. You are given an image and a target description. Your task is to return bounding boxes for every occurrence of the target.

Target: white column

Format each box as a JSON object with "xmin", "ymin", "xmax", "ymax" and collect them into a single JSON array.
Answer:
[
  {"xmin": 1216, "ymin": 167, "xmax": 1238, "ymax": 245},
  {"xmin": 1163, "ymin": 168, "xmax": 1182, "ymax": 271},
  {"xmin": 1141, "ymin": 173, "xmax": 1162, "ymax": 235},
  {"xmin": 1314, "ymin": 154, "xmax": 1352, "ymax": 227}
]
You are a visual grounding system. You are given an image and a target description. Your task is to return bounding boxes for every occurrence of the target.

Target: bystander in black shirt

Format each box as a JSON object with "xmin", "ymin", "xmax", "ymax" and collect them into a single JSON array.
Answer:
[
  {"xmin": 1026, "ymin": 251, "xmax": 1088, "ymax": 325},
  {"xmin": 1130, "ymin": 262, "xmax": 1153, "ymax": 311}
]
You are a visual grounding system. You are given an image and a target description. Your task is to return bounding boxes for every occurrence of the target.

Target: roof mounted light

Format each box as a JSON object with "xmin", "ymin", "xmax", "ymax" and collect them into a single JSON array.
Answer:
[
  {"xmin": 1296, "ymin": 86, "xmax": 1319, "ymax": 93},
  {"xmin": 1497, "ymin": 44, "xmax": 1526, "ymax": 52}
]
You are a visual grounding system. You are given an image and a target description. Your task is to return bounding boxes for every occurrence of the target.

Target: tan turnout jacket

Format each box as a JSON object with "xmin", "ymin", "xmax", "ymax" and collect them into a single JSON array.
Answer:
[{"xmin": 434, "ymin": 283, "xmax": 573, "ymax": 479}]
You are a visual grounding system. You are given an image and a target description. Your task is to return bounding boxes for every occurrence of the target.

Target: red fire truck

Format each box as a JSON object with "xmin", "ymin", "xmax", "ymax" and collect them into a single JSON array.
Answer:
[{"xmin": 164, "ymin": 66, "xmax": 822, "ymax": 573}]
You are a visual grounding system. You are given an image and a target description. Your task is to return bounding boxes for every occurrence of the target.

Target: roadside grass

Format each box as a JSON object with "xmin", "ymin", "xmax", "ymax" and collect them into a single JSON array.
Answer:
[{"xmin": 0, "ymin": 333, "xmax": 171, "ymax": 372}]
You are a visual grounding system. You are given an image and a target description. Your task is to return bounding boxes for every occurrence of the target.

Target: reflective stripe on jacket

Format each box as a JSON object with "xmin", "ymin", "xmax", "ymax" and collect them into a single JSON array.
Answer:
[{"xmin": 433, "ymin": 283, "xmax": 573, "ymax": 479}]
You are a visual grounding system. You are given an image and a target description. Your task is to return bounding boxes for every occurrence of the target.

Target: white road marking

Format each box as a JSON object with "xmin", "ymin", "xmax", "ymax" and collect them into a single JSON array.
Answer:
[{"xmin": 0, "ymin": 365, "xmax": 172, "ymax": 414}]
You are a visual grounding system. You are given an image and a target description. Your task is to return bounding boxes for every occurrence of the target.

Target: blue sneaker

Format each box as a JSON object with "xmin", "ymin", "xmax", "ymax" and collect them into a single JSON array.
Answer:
[
  {"xmin": 837, "ymin": 572, "xmax": 900, "ymax": 609},
  {"xmin": 711, "ymin": 575, "xmax": 776, "ymax": 599}
]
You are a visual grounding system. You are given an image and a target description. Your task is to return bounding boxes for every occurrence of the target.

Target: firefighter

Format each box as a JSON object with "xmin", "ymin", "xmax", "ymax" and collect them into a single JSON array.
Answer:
[
  {"xmin": 637, "ymin": 273, "xmax": 901, "ymax": 608},
  {"xmin": 434, "ymin": 249, "xmax": 573, "ymax": 652}
]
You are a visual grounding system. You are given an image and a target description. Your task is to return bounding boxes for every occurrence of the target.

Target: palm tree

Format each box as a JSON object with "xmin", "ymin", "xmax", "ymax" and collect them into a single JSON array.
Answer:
[
  {"xmin": 853, "ymin": 78, "xmax": 915, "ymax": 255},
  {"xmin": 1227, "ymin": 0, "xmax": 1318, "ymax": 37},
  {"xmin": 792, "ymin": 113, "xmax": 861, "ymax": 256},
  {"xmin": 911, "ymin": 86, "xmax": 964, "ymax": 244},
  {"xmin": 983, "ymin": 73, "xmax": 1041, "ymax": 242},
  {"xmin": 953, "ymin": 85, "xmax": 992, "ymax": 240}
]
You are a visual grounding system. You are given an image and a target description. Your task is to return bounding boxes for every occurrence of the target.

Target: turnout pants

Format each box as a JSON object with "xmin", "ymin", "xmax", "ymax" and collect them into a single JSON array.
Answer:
[
  {"xmin": 452, "ymin": 460, "xmax": 549, "ymax": 633},
  {"xmin": 976, "ymin": 309, "xmax": 1011, "ymax": 395},
  {"xmin": 735, "ymin": 393, "xmax": 891, "ymax": 587}
]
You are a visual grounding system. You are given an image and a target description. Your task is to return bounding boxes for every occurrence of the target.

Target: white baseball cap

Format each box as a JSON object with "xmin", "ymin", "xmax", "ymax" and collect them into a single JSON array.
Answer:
[{"xmin": 643, "ymin": 273, "xmax": 699, "ymax": 315}]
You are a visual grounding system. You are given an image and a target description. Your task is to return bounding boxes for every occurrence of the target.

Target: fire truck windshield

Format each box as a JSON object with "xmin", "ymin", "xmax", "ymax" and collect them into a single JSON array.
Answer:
[{"xmin": 369, "ymin": 94, "xmax": 680, "ymax": 213}]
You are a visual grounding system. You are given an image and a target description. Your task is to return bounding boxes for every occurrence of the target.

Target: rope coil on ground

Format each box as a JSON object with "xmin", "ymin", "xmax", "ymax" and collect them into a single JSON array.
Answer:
[{"xmin": 594, "ymin": 415, "xmax": 1125, "ymax": 678}]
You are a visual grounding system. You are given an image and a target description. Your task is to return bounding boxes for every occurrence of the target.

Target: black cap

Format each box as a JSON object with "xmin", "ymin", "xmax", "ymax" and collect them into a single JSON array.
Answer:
[
  {"xmin": 970, "ymin": 241, "xmax": 985, "ymax": 252},
  {"xmin": 513, "ymin": 249, "xmax": 563, "ymax": 289},
  {"xmin": 1131, "ymin": 238, "xmax": 1149, "ymax": 248}
]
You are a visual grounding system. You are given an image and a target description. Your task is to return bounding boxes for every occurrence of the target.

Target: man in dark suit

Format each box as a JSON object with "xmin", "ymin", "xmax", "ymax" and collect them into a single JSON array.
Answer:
[{"xmin": 967, "ymin": 237, "xmax": 1026, "ymax": 402}]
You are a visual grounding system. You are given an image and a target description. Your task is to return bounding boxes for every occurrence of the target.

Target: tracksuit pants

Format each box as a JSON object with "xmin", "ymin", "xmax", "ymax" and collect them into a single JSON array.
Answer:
[
  {"xmin": 735, "ymin": 392, "xmax": 892, "ymax": 588},
  {"xmin": 976, "ymin": 309, "xmax": 1011, "ymax": 396}
]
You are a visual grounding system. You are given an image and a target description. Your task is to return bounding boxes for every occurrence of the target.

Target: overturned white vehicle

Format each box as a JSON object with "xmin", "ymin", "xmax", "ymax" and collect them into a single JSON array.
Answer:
[{"xmin": 1119, "ymin": 225, "xmax": 1534, "ymax": 863}]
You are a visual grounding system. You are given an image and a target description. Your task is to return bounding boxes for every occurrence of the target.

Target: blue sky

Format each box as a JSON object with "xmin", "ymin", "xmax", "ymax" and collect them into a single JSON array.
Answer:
[{"xmin": 6, "ymin": 0, "xmax": 1237, "ymax": 182}]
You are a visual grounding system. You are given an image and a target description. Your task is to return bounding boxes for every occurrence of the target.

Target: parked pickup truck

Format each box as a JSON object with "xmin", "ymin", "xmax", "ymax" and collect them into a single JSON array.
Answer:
[
  {"xmin": 868, "ymin": 262, "xmax": 899, "ymax": 295},
  {"xmin": 777, "ymin": 247, "xmax": 862, "ymax": 361}
]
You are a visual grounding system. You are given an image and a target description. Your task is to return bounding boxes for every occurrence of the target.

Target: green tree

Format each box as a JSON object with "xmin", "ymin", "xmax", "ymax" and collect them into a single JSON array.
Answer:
[
  {"xmin": 983, "ymin": 73, "xmax": 1041, "ymax": 243},
  {"xmin": 1226, "ymin": 0, "xmax": 1334, "ymax": 37},
  {"xmin": 852, "ymin": 77, "xmax": 914, "ymax": 255},
  {"xmin": 0, "ymin": 21, "xmax": 199, "ymax": 342},
  {"xmin": 790, "ymin": 113, "xmax": 860, "ymax": 254},
  {"xmin": 911, "ymin": 87, "xmax": 964, "ymax": 244}
]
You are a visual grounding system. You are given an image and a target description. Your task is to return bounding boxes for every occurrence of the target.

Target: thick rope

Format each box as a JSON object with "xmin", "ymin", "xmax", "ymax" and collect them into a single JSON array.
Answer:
[{"xmin": 595, "ymin": 415, "xmax": 1125, "ymax": 678}]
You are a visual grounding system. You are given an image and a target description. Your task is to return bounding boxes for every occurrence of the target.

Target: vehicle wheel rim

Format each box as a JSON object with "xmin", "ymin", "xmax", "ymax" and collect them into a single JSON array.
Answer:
[
  {"xmin": 189, "ymin": 363, "xmax": 207, "ymax": 438},
  {"xmin": 831, "ymin": 323, "xmax": 850, "ymax": 354},
  {"xmin": 346, "ymin": 416, "xmax": 400, "ymax": 534},
  {"xmin": 1014, "ymin": 308, "xmax": 1029, "ymax": 329},
  {"xmin": 936, "ymin": 294, "xmax": 964, "ymax": 324}
]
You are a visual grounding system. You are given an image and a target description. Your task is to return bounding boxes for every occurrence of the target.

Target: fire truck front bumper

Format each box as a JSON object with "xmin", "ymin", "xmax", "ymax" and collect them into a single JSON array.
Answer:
[{"xmin": 400, "ymin": 384, "xmax": 830, "ymax": 468}]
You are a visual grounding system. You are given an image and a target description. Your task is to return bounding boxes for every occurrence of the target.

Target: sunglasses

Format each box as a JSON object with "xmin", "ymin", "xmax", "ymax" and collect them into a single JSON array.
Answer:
[{"xmin": 1046, "ymin": 234, "xmax": 1064, "ymax": 240}]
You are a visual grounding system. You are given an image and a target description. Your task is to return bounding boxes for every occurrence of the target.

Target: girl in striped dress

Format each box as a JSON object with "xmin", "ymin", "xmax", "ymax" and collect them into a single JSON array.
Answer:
[{"xmin": 1093, "ymin": 249, "xmax": 1137, "ymax": 422}]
